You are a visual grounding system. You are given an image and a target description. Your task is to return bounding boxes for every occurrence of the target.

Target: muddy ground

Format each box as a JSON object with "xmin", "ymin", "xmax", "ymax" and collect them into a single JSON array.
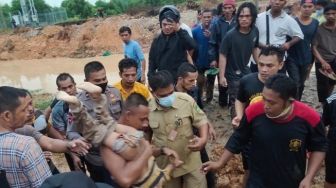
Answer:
[
  {"xmin": 49, "ymin": 70, "xmax": 325, "ymax": 188},
  {"xmin": 2, "ymin": 3, "xmax": 324, "ymax": 187}
]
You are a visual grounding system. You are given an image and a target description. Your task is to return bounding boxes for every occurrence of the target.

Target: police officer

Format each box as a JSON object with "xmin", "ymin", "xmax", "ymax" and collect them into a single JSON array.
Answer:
[
  {"xmin": 67, "ymin": 61, "xmax": 122, "ymax": 186},
  {"xmin": 148, "ymin": 70, "xmax": 208, "ymax": 188}
]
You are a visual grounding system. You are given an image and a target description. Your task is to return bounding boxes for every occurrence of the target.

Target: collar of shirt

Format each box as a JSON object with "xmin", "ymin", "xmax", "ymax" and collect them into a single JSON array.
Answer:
[
  {"xmin": 149, "ymin": 93, "xmax": 179, "ymax": 111},
  {"xmin": 266, "ymin": 9, "xmax": 287, "ymax": 19}
]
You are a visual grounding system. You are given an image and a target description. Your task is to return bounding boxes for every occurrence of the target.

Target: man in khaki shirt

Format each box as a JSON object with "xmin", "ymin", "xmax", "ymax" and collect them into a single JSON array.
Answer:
[{"xmin": 148, "ymin": 70, "xmax": 209, "ymax": 188}]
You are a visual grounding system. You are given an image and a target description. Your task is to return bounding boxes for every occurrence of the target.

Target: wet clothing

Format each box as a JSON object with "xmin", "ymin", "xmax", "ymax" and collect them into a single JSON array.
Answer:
[
  {"xmin": 149, "ymin": 92, "xmax": 207, "ymax": 188},
  {"xmin": 123, "ymin": 40, "xmax": 145, "ymax": 80},
  {"xmin": 226, "ymin": 100, "xmax": 327, "ymax": 188},
  {"xmin": 148, "ymin": 30, "xmax": 197, "ymax": 80},
  {"xmin": 323, "ymin": 93, "xmax": 336, "ymax": 183},
  {"xmin": 70, "ymin": 94, "xmax": 173, "ymax": 188},
  {"xmin": 70, "ymin": 95, "xmax": 118, "ymax": 148},
  {"xmin": 67, "ymin": 85, "xmax": 122, "ymax": 184},
  {"xmin": 133, "ymin": 156, "xmax": 172, "ymax": 188}
]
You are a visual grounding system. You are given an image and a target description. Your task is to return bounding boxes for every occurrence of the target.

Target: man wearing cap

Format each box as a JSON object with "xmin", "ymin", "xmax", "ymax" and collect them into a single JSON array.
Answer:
[
  {"xmin": 286, "ymin": 0, "xmax": 319, "ymax": 100},
  {"xmin": 312, "ymin": 3, "xmax": 336, "ymax": 107},
  {"xmin": 148, "ymin": 5, "xmax": 197, "ymax": 81},
  {"xmin": 208, "ymin": 0, "xmax": 237, "ymax": 106}
]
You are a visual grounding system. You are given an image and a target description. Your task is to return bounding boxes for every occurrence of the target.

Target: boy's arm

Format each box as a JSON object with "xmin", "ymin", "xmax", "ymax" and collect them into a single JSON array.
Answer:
[{"xmin": 101, "ymin": 140, "xmax": 153, "ymax": 188}]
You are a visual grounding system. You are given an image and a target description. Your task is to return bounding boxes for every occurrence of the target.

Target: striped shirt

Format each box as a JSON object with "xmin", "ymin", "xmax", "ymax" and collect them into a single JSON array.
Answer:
[{"xmin": 0, "ymin": 132, "xmax": 51, "ymax": 188}]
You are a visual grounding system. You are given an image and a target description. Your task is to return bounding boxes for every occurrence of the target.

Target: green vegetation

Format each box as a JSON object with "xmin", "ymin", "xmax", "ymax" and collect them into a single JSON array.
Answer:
[
  {"xmin": 0, "ymin": 0, "xmax": 190, "ymax": 21},
  {"xmin": 30, "ymin": 90, "xmax": 53, "ymax": 110}
]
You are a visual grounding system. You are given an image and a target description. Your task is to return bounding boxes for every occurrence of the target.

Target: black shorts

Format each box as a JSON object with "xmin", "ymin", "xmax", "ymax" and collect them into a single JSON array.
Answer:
[{"xmin": 326, "ymin": 128, "xmax": 336, "ymax": 183}]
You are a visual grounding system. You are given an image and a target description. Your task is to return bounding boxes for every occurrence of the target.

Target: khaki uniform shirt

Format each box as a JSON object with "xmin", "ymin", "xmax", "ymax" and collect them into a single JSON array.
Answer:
[{"xmin": 149, "ymin": 92, "xmax": 208, "ymax": 177}]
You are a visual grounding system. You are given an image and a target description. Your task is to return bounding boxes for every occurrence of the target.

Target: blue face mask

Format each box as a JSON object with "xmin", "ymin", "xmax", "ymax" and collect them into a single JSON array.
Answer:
[
  {"xmin": 316, "ymin": 8, "xmax": 324, "ymax": 16},
  {"xmin": 157, "ymin": 93, "xmax": 176, "ymax": 108}
]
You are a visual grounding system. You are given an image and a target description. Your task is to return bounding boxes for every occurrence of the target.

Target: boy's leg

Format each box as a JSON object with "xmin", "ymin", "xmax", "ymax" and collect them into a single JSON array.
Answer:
[
  {"xmin": 56, "ymin": 91, "xmax": 99, "ymax": 143},
  {"xmin": 77, "ymin": 82, "xmax": 117, "ymax": 146}
]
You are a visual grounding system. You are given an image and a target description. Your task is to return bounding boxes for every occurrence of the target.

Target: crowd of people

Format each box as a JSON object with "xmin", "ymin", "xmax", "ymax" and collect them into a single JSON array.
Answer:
[{"xmin": 0, "ymin": 0, "xmax": 336, "ymax": 187}]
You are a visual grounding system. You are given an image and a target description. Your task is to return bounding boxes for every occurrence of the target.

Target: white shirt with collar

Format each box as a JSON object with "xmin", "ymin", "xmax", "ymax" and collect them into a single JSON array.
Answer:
[{"xmin": 256, "ymin": 10, "xmax": 304, "ymax": 46}]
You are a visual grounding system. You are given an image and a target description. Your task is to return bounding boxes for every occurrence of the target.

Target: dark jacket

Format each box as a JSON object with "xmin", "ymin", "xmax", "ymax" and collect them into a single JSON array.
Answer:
[
  {"xmin": 148, "ymin": 29, "xmax": 197, "ymax": 80},
  {"xmin": 208, "ymin": 16, "xmax": 237, "ymax": 62}
]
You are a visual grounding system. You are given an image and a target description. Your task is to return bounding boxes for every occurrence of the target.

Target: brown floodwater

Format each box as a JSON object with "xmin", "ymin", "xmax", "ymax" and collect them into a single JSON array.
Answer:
[{"xmin": 0, "ymin": 54, "xmax": 142, "ymax": 93}]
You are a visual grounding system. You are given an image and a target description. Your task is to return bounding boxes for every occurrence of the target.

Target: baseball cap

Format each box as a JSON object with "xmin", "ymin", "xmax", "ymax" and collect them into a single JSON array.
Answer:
[
  {"xmin": 223, "ymin": 0, "xmax": 236, "ymax": 7},
  {"xmin": 300, "ymin": 0, "xmax": 316, "ymax": 5}
]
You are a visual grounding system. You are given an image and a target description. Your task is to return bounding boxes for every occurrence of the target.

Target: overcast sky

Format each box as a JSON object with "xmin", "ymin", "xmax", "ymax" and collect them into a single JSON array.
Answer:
[{"xmin": 1, "ymin": 0, "xmax": 99, "ymax": 7}]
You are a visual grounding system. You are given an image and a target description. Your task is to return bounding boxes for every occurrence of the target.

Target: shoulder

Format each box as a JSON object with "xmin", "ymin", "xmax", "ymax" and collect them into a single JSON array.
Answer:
[
  {"xmin": 241, "ymin": 73, "xmax": 258, "ymax": 83},
  {"xmin": 251, "ymin": 26, "xmax": 259, "ymax": 34},
  {"xmin": 106, "ymin": 85, "xmax": 121, "ymax": 94},
  {"xmin": 257, "ymin": 12, "xmax": 266, "ymax": 19},
  {"xmin": 113, "ymin": 81, "xmax": 122, "ymax": 89},
  {"xmin": 227, "ymin": 28, "xmax": 238, "ymax": 36},
  {"xmin": 293, "ymin": 101, "xmax": 321, "ymax": 128},
  {"xmin": 175, "ymin": 92, "xmax": 195, "ymax": 103},
  {"xmin": 285, "ymin": 14, "xmax": 299, "ymax": 23},
  {"xmin": 3, "ymin": 132, "xmax": 36, "ymax": 146},
  {"xmin": 131, "ymin": 40, "xmax": 140, "ymax": 45},
  {"xmin": 76, "ymin": 91, "xmax": 88, "ymax": 101},
  {"xmin": 245, "ymin": 101, "xmax": 265, "ymax": 123},
  {"xmin": 312, "ymin": 18, "xmax": 319, "ymax": 25},
  {"xmin": 134, "ymin": 82, "xmax": 149, "ymax": 89},
  {"xmin": 192, "ymin": 25, "xmax": 201, "ymax": 32},
  {"xmin": 52, "ymin": 100, "xmax": 65, "ymax": 110}
]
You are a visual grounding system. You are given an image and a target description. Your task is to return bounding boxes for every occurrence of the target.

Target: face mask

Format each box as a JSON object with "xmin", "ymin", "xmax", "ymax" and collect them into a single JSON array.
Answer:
[
  {"xmin": 96, "ymin": 82, "xmax": 108, "ymax": 93},
  {"xmin": 157, "ymin": 93, "xmax": 176, "ymax": 108},
  {"xmin": 316, "ymin": 8, "xmax": 324, "ymax": 16}
]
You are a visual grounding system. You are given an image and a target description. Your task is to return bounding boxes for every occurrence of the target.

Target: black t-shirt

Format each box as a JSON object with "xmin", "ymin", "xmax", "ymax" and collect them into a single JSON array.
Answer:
[
  {"xmin": 226, "ymin": 101, "xmax": 327, "ymax": 188},
  {"xmin": 236, "ymin": 73, "xmax": 264, "ymax": 105},
  {"xmin": 323, "ymin": 93, "xmax": 336, "ymax": 140},
  {"xmin": 220, "ymin": 26, "xmax": 259, "ymax": 80}
]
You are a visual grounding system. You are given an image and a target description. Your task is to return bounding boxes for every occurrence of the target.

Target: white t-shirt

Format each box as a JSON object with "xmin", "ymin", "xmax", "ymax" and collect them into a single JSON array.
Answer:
[
  {"xmin": 180, "ymin": 22, "xmax": 193, "ymax": 38},
  {"xmin": 256, "ymin": 10, "xmax": 304, "ymax": 46}
]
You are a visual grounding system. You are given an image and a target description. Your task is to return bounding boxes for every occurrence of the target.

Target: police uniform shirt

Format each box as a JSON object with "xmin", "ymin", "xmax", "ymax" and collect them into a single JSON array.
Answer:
[
  {"xmin": 226, "ymin": 100, "xmax": 327, "ymax": 188},
  {"xmin": 148, "ymin": 92, "xmax": 208, "ymax": 177}
]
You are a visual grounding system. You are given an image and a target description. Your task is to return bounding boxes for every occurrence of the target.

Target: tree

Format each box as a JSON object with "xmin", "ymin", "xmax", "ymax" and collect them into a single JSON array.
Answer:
[
  {"xmin": 61, "ymin": 0, "xmax": 94, "ymax": 19},
  {"xmin": 11, "ymin": 0, "xmax": 51, "ymax": 14},
  {"xmin": 0, "ymin": 4, "xmax": 11, "ymax": 17}
]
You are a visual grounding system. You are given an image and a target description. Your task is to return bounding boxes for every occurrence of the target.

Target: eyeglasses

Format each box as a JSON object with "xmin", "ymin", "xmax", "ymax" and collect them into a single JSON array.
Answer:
[{"xmin": 238, "ymin": 15, "xmax": 252, "ymax": 18}]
